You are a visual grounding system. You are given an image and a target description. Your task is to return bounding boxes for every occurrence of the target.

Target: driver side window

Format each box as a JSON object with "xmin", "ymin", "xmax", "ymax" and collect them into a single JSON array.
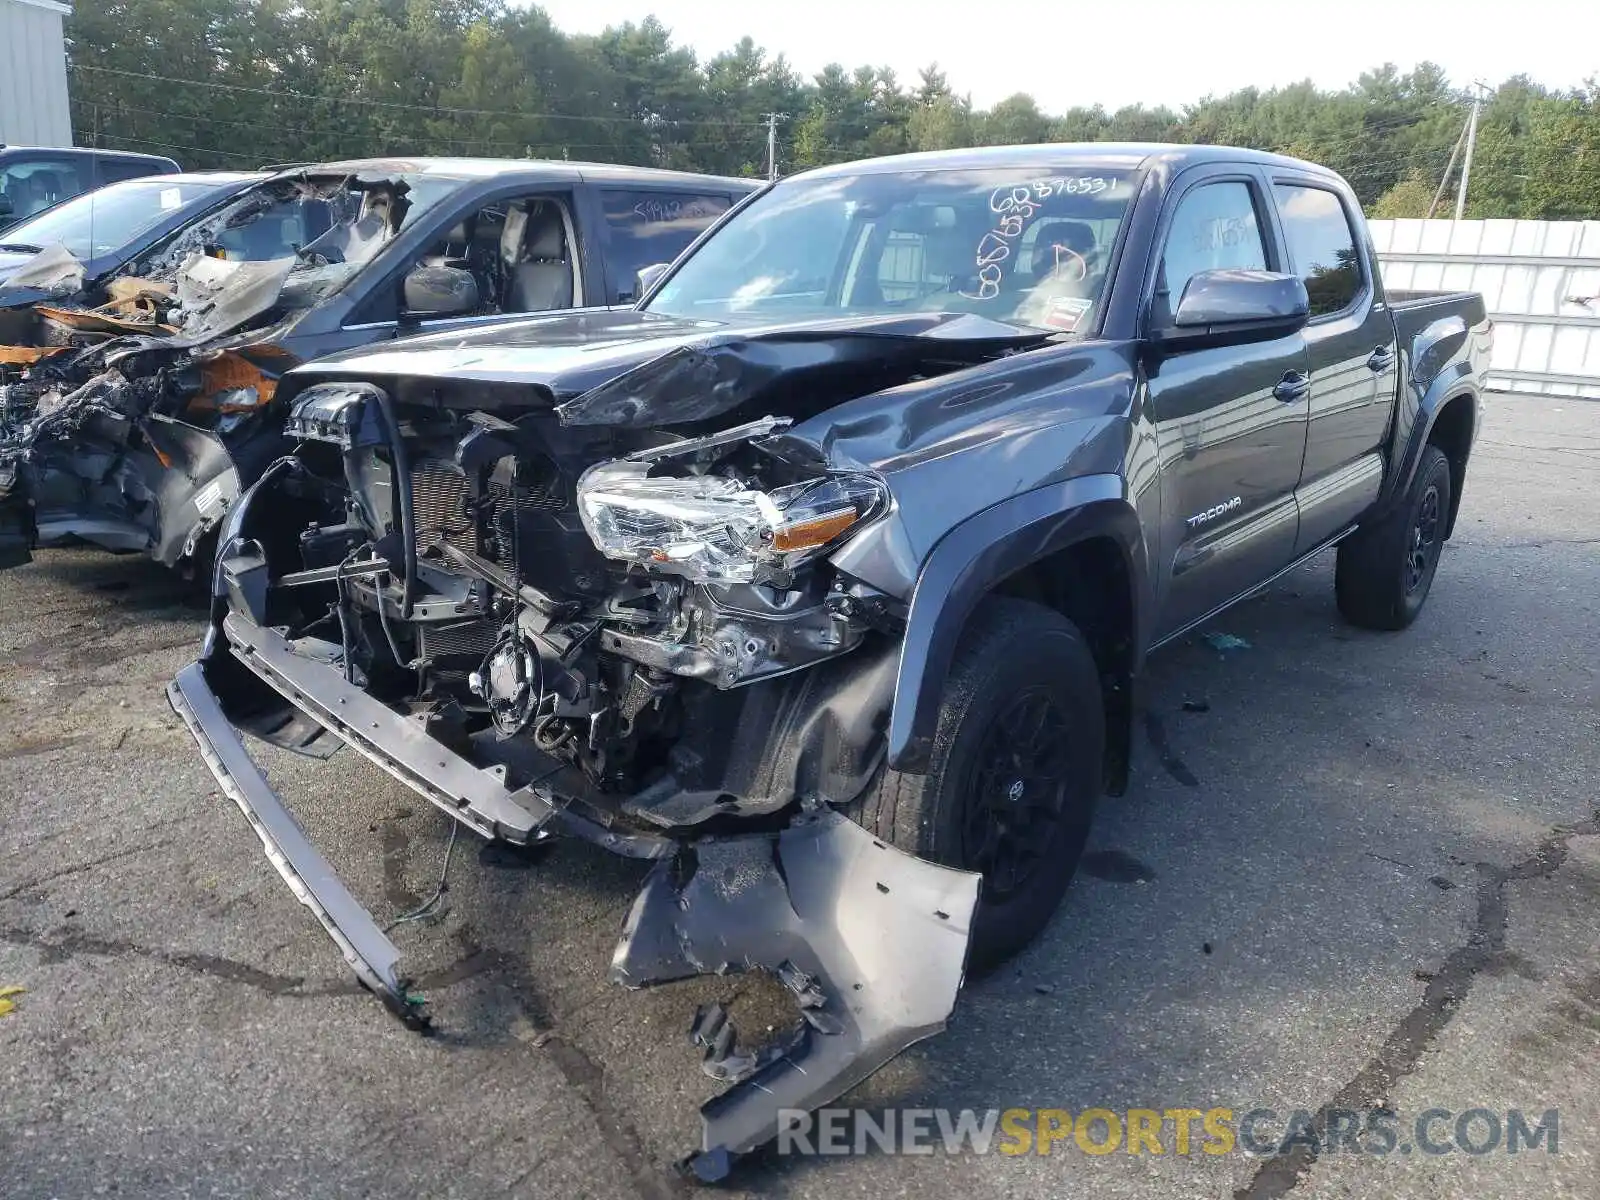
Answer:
[
  {"xmin": 1156, "ymin": 181, "xmax": 1267, "ymax": 324},
  {"xmin": 362, "ymin": 193, "xmax": 578, "ymax": 325}
]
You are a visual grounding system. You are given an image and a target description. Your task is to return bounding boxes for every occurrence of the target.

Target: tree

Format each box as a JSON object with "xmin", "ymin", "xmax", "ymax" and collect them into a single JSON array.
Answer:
[
  {"xmin": 58, "ymin": 1, "xmax": 1600, "ymax": 215},
  {"xmin": 1371, "ymin": 170, "xmax": 1437, "ymax": 219},
  {"xmin": 981, "ymin": 93, "xmax": 1050, "ymax": 145}
]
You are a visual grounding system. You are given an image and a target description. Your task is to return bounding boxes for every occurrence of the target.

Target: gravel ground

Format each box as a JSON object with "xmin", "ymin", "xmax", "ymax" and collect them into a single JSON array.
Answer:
[{"xmin": 1, "ymin": 395, "xmax": 1596, "ymax": 1200}]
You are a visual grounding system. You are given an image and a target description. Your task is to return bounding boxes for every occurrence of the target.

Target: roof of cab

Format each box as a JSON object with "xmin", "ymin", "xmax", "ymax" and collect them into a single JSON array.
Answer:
[
  {"xmin": 278, "ymin": 157, "xmax": 759, "ymax": 191},
  {"xmin": 0, "ymin": 145, "xmax": 181, "ymax": 164},
  {"xmin": 792, "ymin": 142, "xmax": 1339, "ymax": 181},
  {"xmin": 127, "ymin": 171, "xmax": 266, "ymax": 186}
]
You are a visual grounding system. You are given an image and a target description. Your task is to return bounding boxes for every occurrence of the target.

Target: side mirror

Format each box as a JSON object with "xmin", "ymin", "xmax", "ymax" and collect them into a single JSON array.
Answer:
[
  {"xmin": 1150, "ymin": 269, "xmax": 1309, "ymax": 352},
  {"xmin": 402, "ymin": 264, "xmax": 479, "ymax": 319},
  {"xmin": 632, "ymin": 262, "xmax": 670, "ymax": 302}
]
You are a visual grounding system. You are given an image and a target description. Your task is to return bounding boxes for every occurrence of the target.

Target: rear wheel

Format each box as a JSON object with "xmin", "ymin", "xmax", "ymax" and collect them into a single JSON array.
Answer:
[
  {"xmin": 1336, "ymin": 444, "xmax": 1452, "ymax": 630},
  {"xmin": 845, "ymin": 598, "xmax": 1103, "ymax": 968}
]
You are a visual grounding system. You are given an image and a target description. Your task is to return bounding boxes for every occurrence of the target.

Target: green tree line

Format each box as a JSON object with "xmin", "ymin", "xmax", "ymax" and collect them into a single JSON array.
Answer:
[{"xmin": 64, "ymin": 0, "xmax": 1600, "ymax": 218}]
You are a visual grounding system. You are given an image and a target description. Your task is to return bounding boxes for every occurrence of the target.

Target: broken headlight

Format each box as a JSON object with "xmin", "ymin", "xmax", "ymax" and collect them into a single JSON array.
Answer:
[{"xmin": 576, "ymin": 462, "xmax": 887, "ymax": 584}]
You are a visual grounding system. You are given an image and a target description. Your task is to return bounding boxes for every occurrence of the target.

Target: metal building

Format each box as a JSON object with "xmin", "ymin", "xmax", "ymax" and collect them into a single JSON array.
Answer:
[
  {"xmin": 1370, "ymin": 218, "xmax": 1600, "ymax": 400},
  {"xmin": 0, "ymin": 0, "xmax": 72, "ymax": 147}
]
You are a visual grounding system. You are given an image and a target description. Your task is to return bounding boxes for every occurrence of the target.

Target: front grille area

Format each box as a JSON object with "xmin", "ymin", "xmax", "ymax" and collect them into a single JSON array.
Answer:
[{"xmin": 409, "ymin": 457, "xmax": 567, "ymax": 578}]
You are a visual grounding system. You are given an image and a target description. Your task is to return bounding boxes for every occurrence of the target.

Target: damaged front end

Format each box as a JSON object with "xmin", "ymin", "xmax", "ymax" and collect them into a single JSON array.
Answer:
[
  {"xmin": 0, "ymin": 329, "xmax": 291, "ymax": 571},
  {"xmin": 0, "ymin": 175, "xmax": 414, "ymax": 570},
  {"xmin": 167, "ymin": 372, "xmax": 979, "ymax": 1176}
]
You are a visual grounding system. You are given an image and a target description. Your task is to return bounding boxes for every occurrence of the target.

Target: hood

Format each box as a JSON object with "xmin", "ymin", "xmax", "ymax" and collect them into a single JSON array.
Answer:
[
  {"xmin": 286, "ymin": 308, "xmax": 1053, "ymax": 427},
  {"xmin": 0, "ymin": 243, "xmax": 86, "ymax": 299},
  {"xmin": 0, "ymin": 249, "xmax": 38, "ymax": 277},
  {"xmin": 169, "ymin": 254, "xmax": 299, "ymax": 342}
]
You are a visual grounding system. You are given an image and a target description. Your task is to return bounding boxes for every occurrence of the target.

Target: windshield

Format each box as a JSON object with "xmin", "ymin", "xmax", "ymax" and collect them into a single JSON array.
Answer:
[
  {"xmin": 133, "ymin": 173, "xmax": 460, "ymax": 299},
  {"xmin": 2, "ymin": 178, "xmax": 226, "ymax": 260},
  {"xmin": 647, "ymin": 166, "xmax": 1135, "ymax": 333}
]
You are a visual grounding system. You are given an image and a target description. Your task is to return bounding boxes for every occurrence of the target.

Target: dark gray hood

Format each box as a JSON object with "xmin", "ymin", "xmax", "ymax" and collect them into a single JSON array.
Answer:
[{"xmin": 284, "ymin": 307, "xmax": 1053, "ymax": 428}]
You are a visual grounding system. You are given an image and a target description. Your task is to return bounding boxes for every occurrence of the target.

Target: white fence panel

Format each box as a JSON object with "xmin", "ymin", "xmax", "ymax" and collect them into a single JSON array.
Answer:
[{"xmin": 1369, "ymin": 218, "xmax": 1600, "ymax": 399}]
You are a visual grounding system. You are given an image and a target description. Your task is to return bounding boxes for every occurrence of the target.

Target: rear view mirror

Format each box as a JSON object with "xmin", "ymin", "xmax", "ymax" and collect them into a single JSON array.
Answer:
[
  {"xmin": 402, "ymin": 264, "xmax": 479, "ymax": 318},
  {"xmin": 632, "ymin": 262, "xmax": 670, "ymax": 301},
  {"xmin": 1151, "ymin": 269, "xmax": 1310, "ymax": 352}
]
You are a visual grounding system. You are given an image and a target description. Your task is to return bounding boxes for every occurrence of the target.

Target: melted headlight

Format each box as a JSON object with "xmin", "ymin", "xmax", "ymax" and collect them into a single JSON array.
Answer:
[{"xmin": 576, "ymin": 461, "xmax": 886, "ymax": 584}]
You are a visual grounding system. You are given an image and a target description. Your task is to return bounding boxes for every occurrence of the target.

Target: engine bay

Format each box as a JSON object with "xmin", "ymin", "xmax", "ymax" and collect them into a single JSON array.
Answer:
[{"xmin": 238, "ymin": 380, "xmax": 904, "ymax": 831}]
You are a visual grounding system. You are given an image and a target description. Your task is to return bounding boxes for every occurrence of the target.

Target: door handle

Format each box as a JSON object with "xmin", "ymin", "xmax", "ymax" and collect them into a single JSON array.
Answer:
[
  {"xmin": 1273, "ymin": 370, "xmax": 1311, "ymax": 402},
  {"xmin": 1367, "ymin": 346, "xmax": 1396, "ymax": 373}
]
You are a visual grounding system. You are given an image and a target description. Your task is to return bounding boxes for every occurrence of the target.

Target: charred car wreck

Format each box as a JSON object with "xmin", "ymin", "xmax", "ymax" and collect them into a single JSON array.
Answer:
[
  {"xmin": 0, "ymin": 171, "xmax": 425, "ymax": 570},
  {"xmin": 167, "ymin": 145, "xmax": 1490, "ymax": 1177},
  {"xmin": 0, "ymin": 159, "xmax": 755, "ymax": 571}
]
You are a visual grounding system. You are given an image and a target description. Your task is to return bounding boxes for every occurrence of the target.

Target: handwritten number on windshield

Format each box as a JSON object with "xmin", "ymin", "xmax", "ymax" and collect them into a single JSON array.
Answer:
[{"xmin": 962, "ymin": 176, "xmax": 1111, "ymax": 300}]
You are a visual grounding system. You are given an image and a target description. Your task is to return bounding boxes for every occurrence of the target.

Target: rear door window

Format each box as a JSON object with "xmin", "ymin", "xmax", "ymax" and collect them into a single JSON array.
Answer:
[
  {"xmin": 599, "ymin": 190, "xmax": 732, "ymax": 302},
  {"xmin": 98, "ymin": 157, "xmax": 165, "ymax": 185},
  {"xmin": 1274, "ymin": 184, "xmax": 1363, "ymax": 316}
]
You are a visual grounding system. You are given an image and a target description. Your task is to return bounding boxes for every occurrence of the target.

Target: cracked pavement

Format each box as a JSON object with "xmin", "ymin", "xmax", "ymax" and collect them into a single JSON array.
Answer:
[{"xmin": 2, "ymin": 395, "xmax": 1597, "ymax": 1199}]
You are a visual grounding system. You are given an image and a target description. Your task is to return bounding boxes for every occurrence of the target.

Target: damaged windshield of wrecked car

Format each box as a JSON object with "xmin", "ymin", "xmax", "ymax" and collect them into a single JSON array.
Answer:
[
  {"xmin": 0, "ymin": 178, "xmax": 225, "ymax": 261},
  {"xmin": 646, "ymin": 167, "xmax": 1133, "ymax": 333},
  {"xmin": 136, "ymin": 174, "xmax": 457, "ymax": 292}
]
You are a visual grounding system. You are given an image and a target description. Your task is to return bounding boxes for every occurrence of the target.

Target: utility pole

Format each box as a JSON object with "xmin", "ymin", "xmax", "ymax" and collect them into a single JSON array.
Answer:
[
  {"xmin": 762, "ymin": 112, "xmax": 788, "ymax": 181},
  {"xmin": 1454, "ymin": 82, "xmax": 1489, "ymax": 221},
  {"xmin": 1427, "ymin": 119, "xmax": 1467, "ymax": 219}
]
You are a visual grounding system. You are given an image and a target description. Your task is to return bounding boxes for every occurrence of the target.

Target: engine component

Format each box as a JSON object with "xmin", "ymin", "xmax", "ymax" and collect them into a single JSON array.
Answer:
[{"xmin": 471, "ymin": 625, "xmax": 543, "ymax": 737}]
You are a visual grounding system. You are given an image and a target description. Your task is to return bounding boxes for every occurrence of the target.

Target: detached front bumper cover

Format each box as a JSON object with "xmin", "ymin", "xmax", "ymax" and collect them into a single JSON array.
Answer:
[
  {"xmin": 167, "ymin": 622, "xmax": 980, "ymax": 1178},
  {"xmin": 167, "ymin": 661, "xmax": 425, "ymax": 1027}
]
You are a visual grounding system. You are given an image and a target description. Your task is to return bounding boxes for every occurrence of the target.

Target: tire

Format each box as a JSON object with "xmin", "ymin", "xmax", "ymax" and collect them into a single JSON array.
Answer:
[
  {"xmin": 845, "ymin": 597, "xmax": 1103, "ymax": 969},
  {"xmin": 1336, "ymin": 444, "xmax": 1452, "ymax": 631}
]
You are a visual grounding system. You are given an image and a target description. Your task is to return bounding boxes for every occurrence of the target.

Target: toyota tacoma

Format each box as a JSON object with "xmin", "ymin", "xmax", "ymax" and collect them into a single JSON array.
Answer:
[{"xmin": 166, "ymin": 143, "xmax": 1490, "ymax": 1178}]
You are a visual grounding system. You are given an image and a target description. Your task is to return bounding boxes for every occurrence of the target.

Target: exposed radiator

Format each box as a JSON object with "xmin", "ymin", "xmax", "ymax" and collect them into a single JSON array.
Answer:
[
  {"xmin": 417, "ymin": 618, "xmax": 499, "ymax": 662},
  {"xmin": 418, "ymin": 618, "xmax": 499, "ymax": 685},
  {"xmin": 411, "ymin": 460, "xmax": 478, "ymax": 557},
  {"xmin": 410, "ymin": 457, "xmax": 566, "ymax": 577}
]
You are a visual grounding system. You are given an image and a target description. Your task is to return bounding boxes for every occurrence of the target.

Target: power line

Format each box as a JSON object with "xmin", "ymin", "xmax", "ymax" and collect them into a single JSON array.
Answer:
[
  {"xmin": 69, "ymin": 63, "xmax": 772, "ymax": 128},
  {"xmin": 68, "ymin": 97, "xmax": 749, "ymax": 156},
  {"xmin": 83, "ymin": 129, "xmax": 263, "ymax": 163}
]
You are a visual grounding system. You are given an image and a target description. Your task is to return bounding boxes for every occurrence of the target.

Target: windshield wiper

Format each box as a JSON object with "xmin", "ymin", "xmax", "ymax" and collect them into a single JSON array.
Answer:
[{"xmin": 0, "ymin": 243, "xmax": 43, "ymax": 254}]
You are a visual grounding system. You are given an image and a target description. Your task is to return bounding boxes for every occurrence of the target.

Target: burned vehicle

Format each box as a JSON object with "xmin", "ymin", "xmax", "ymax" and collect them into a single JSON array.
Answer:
[
  {"xmin": 0, "ymin": 170, "xmax": 265, "ymax": 299},
  {"xmin": 168, "ymin": 144, "xmax": 1491, "ymax": 1176},
  {"xmin": 0, "ymin": 159, "xmax": 756, "ymax": 571}
]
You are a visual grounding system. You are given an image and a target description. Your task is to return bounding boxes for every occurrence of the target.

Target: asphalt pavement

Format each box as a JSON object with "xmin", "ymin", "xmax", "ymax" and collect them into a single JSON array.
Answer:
[{"xmin": 2, "ymin": 395, "xmax": 1596, "ymax": 1199}]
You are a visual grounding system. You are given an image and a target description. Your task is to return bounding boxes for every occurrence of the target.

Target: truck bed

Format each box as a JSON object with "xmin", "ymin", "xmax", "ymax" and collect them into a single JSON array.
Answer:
[{"xmin": 1386, "ymin": 288, "xmax": 1485, "ymax": 314}]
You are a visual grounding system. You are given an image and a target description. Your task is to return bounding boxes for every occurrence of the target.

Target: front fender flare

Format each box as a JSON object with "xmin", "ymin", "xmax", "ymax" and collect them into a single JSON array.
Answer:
[{"xmin": 886, "ymin": 474, "xmax": 1148, "ymax": 773}]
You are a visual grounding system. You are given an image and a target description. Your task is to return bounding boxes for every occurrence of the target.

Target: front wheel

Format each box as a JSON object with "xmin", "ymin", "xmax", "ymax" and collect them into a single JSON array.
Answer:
[{"xmin": 844, "ymin": 598, "xmax": 1104, "ymax": 968}]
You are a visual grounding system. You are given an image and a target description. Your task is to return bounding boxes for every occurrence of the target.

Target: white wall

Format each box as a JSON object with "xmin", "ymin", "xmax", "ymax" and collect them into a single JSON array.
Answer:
[
  {"xmin": 1369, "ymin": 218, "xmax": 1600, "ymax": 400},
  {"xmin": 0, "ymin": 0, "xmax": 73, "ymax": 147}
]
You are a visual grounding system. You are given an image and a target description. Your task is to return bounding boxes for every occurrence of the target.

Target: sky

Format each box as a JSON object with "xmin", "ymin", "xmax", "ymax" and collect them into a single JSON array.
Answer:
[{"xmin": 528, "ymin": 0, "xmax": 1599, "ymax": 112}]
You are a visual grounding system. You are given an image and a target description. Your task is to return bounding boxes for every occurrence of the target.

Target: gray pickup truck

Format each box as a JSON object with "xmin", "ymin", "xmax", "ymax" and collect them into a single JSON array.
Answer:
[{"xmin": 167, "ymin": 143, "xmax": 1490, "ymax": 1179}]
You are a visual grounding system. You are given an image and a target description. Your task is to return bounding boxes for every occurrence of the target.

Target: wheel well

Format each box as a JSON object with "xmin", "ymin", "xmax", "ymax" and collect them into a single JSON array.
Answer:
[
  {"xmin": 993, "ymin": 536, "xmax": 1134, "ymax": 795},
  {"xmin": 1427, "ymin": 394, "xmax": 1475, "ymax": 539}
]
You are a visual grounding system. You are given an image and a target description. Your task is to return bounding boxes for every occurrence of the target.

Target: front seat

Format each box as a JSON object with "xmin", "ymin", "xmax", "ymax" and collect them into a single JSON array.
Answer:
[
  {"xmin": 505, "ymin": 203, "xmax": 573, "ymax": 312},
  {"xmin": 23, "ymin": 171, "xmax": 65, "ymax": 217},
  {"xmin": 1026, "ymin": 219, "xmax": 1098, "ymax": 283}
]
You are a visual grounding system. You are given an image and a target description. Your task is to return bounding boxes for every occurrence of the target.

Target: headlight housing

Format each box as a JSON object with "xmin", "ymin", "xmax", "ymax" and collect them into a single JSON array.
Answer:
[{"xmin": 576, "ymin": 461, "xmax": 887, "ymax": 583}]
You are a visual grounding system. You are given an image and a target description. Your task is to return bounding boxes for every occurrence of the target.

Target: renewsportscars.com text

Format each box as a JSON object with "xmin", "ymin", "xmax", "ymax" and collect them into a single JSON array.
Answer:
[{"xmin": 775, "ymin": 1106, "xmax": 1560, "ymax": 1158}]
